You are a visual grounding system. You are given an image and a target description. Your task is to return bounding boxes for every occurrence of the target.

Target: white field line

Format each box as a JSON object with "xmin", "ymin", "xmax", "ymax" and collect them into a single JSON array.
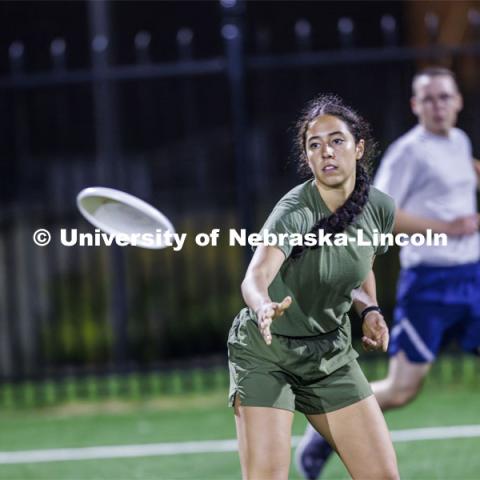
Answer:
[{"xmin": 0, "ymin": 424, "xmax": 480, "ymax": 465}]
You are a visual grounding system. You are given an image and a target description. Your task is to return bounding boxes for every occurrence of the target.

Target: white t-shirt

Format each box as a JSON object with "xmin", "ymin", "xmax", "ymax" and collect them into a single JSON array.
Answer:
[{"xmin": 374, "ymin": 125, "xmax": 479, "ymax": 268}]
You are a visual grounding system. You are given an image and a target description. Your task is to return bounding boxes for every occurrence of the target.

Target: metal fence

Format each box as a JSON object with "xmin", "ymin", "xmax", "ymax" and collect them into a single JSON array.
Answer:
[{"xmin": 0, "ymin": 1, "xmax": 479, "ymax": 402}]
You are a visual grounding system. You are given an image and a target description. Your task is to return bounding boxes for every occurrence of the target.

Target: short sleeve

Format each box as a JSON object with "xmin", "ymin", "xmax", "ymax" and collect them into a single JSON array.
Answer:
[
  {"xmin": 259, "ymin": 206, "xmax": 309, "ymax": 258},
  {"xmin": 374, "ymin": 143, "xmax": 419, "ymax": 208},
  {"xmin": 374, "ymin": 195, "xmax": 395, "ymax": 256}
]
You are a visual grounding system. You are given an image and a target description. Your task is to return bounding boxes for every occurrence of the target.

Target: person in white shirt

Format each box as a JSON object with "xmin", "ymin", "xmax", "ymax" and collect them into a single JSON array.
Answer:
[{"xmin": 296, "ymin": 66, "xmax": 480, "ymax": 480}]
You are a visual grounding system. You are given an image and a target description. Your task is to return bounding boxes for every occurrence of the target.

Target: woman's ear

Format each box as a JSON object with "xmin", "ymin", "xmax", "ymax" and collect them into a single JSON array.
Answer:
[{"xmin": 356, "ymin": 140, "xmax": 365, "ymax": 160}]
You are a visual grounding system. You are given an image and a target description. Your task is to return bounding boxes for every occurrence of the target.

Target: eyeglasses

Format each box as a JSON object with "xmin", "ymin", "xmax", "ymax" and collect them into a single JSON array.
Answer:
[{"xmin": 420, "ymin": 93, "xmax": 455, "ymax": 106}]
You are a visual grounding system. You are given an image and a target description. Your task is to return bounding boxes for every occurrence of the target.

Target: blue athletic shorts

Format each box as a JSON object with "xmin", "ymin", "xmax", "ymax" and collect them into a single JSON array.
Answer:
[{"xmin": 389, "ymin": 262, "xmax": 480, "ymax": 363}]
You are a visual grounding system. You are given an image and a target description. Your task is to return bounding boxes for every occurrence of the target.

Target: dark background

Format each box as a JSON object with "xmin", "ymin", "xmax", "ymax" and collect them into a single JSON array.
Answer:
[{"xmin": 0, "ymin": 1, "xmax": 478, "ymax": 389}]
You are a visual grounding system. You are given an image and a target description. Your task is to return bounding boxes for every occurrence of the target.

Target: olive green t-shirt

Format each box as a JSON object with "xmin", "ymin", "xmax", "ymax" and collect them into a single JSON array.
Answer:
[{"xmin": 252, "ymin": 179, "xmax": 395, "ymax": 337}]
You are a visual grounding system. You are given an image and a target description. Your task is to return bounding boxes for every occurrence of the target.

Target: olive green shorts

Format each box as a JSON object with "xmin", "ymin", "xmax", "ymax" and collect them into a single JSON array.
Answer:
[{"xmin": 227, "ymin": 309, "xmax": 372, "ymax": 414}]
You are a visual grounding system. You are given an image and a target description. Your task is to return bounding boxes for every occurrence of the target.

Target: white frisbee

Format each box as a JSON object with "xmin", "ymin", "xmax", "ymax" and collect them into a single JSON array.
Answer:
[{"xmin": 76, "ymin": 187, "xmax": 175, "ymax": 249}]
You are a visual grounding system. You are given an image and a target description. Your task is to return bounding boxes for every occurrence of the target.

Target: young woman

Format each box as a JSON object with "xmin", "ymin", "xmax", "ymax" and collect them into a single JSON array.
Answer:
[
  {"xmin": 296, "ymin": 68, "xmax": 480, "ymax": 480},
  {"xmin": 227, "ymin": 95, "xmax": 399, "ymax": 480}
]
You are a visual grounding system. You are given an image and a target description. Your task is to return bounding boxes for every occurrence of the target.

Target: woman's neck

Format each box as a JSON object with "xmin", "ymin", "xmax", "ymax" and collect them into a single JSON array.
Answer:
[{"xmin": 315, "ymin": 177, "xmax": 355, "ymax": 212}]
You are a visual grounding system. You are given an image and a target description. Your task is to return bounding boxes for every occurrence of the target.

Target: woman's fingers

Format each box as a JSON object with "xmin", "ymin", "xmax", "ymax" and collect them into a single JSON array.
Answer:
[
  {"xmin": 259, "ymin": 308, "xmax": 273, "ymax": 326},
  {"xmin": 257, "ymin": 297, "xmax": 292, "ymax": 345},
  {"xmin": 274, "ymin": 296, "xmax": 292, "ymax": 317},
  {"xmin": 259, "ymin": 316, "xmax": 273, "ymax": 344},
  {"xmin": 258, "ymin": 312, "xmax": 273, "ymax": 344},
  {"xmin": 259, "ymin": 316, "xmax": 272, "ymax": 332},
  {"xmin": 362, "ymin": 329, "xmax": 389, "ymax": 352},
  {"xmin": 256, "ymin": 303, "xmax": 273, "ymax": 345},
  {"xmin": 265, "ymin": 307, "xmax": 275, "ymax": 318},
  {"xmin": 368, "ymin": 316, "xmax": 389, "ymax": 352},
  {"xmin": 380, "ymin": 330, "xmax": 389, "ymax": 352},
  {"xmin": 374, "ymin": 324, "xmax": 389, "ymax": 352},
  {"xmin": 263, "ymin": 324, "xmax": 272, "ymax": 345},
  {"xmin": 362, "ymin": 336, "xmax": 378, "ymax": 351}
]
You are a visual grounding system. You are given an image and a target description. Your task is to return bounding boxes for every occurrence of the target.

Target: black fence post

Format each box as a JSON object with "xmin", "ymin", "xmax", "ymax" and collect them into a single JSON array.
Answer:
[
  {"xmin": 134, "ymin": 30, "xmax": 156, "ymax": 153},
  {"xmin": 469, "ymin": 8, "xmax": 480, "ymax": 40},
  {"xmin": 295, "ymin": 18, "xmax": 313, "ymax": 52},
  {"xmin": 252, "ymin": 27, "xmax": 272, "ymax": 116},
  {"xmin": 177, "ymin": 27, "xmax": 208, "ymax": 194},
  {"xmin": 424, "ymin": 11, "xmax": 443, "ymax": 64},
  {"xmin": 8, "ymin": 41, "xmax": 38, "ymax": 389},
  {"xmin": 295, "ymin": 18, "xmax": 313, "ymax": 101},
  {"xmin": 47, "ymin": 37, "xmax": 67, "ymax": 403},
  {"xmin": 9, "ymin": 41, "xmax": 31, "ymax": 197},
  {"xmin": 338, "ymin": 17, "xmax": 355, "ymax": 49},
  {"xmin": 380, "ymin": 15, "xmax": 402, "ymax": 144},
  {"xmin": 177, "ymin": 27, "xmax": 195, "ymax": 129},
  {"xmin": 251, "ymin": 26, "xmax": 273, "ymax": 198},
  {"xmin": 87, "ymin": 0, "xmax": 129, "ymax": 369},
  {"xmin": 425, "ymin": 11, "xmax": 440, "ymax": 46},
  {"xmin": 50, "ymin": 38, "xmax": 68, "ymax": 146},
  {"xmin": 220, "ymin": 0, "xmax": 252, "ymax": 268},
  {"xmin": 88, "ymin": 3, "xmax": 122, "ymax": 186},
  {"xmin": 380, "ymin": 14, "xmax": 398, "ymax": 48}
]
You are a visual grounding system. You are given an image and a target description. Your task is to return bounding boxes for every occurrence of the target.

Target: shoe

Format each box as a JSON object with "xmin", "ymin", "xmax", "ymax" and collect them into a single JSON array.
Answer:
[{"xmin": 295, "ymin": 424, "xmax": 334, "ymax": 480}]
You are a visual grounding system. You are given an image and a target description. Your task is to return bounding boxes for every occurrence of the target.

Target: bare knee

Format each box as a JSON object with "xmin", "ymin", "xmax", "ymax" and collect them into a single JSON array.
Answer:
[
  {"xmin": 246, "ymin": 440, "xmax": 289, "ymax": 479},
  {"xmin": 234, "ymin": 400, "xmax": 293, "ymax": 480},
  {"xmin": 245, "ymin": 436, "xmax": 290, "ymax": 479},
  {"xmin": 387, "ymin": 382, "xmax": 422, "ymax": 408},
  {"xmin": 376, "ymin": 351, "xmax": 430, "ymax": 410},
  {"xmin": 375, "ymin": 375, "xmax": 424, "ymax": 409}
]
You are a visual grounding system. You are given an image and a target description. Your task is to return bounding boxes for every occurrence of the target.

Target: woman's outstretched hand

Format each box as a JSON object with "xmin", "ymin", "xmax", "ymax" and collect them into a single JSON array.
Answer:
[
  {"xmin": 362, "ymin": 311, "xmax": 389, "ymax": 352},
  {"xmin": 255, "ymin": 296, "xmax": 292, "ymax": 345}
]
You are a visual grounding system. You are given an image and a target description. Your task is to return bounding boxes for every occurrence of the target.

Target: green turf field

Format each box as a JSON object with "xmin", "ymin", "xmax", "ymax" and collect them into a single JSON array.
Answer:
[{"xmin": 0, "ymin": 380, "xmax": 479, "ymax": 480}]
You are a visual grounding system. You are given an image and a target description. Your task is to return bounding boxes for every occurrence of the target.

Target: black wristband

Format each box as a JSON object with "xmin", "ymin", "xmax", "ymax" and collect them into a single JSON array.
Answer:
[{"xmin": 360, "ymin": 306, "xmax": 382, "ymax": 321}]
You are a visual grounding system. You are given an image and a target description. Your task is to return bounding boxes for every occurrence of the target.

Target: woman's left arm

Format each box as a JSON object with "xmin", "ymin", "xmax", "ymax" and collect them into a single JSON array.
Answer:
[{"xmin": 352, "ymin": 264, "xmax": 389, "ymax": 353}]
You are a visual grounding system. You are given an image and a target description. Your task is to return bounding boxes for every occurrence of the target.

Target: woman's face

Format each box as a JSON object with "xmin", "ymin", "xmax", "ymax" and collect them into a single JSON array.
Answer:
[{"xmin": 305, "ymin": 114, "xmax": 364, "ymax": 190}]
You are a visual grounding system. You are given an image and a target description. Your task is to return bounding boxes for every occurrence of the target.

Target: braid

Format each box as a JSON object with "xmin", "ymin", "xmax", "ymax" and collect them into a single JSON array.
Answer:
[
  {"xmin": 318, "ymin": 162, "xmax": 370, "ymax": 233},
  {"xmin": 291, "ymin": 163, "xmax": 371, "ymax": 258},
  {"xmin": 290, "ymin": 94, "xmax": 377, "ymax": 260}
]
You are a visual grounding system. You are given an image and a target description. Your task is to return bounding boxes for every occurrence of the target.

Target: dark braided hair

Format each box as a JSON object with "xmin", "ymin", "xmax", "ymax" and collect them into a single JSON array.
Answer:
[{"xmin": 291, "ymin": 95, "xmax": 377, "ymax": 259}]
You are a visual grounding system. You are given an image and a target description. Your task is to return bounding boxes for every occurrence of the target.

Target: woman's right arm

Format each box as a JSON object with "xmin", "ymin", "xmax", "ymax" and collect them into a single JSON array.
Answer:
[{"xmin": 241, "ymin": 245, "xmax": 292, "ymax": 345}]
